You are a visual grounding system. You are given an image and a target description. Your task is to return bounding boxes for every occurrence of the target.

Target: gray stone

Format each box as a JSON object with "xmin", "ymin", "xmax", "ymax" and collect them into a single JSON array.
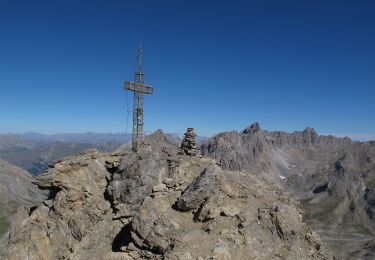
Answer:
[
  {"xmin": 152, "ymin": 183, "xmax": 167, "ymax": 192},
  {"xmin": 177, "ymin": 167, "xmax": 221, "ymax": 211}
]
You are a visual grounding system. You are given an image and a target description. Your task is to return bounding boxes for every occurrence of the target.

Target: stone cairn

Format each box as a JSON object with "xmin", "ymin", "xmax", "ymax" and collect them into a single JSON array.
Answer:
[{"xmin": 179, "ymin": 128, "xmax": 198, "ymax": 156}]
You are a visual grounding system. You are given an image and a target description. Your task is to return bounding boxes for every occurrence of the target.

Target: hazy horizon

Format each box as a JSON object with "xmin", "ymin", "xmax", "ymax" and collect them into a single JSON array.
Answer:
[
  {"xmin": 1, "ymin": 127, "xmax": 374, "ymax": 142},
  {"xmin": 1, "ymin": 1, "xmax": 374, "ymax": 138}
]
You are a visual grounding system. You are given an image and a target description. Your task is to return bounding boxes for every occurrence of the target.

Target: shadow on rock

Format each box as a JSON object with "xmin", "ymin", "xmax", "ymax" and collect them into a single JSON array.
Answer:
[{"xmin": 112, "ymin": 223, "xmax": 132, "ymax": 252}]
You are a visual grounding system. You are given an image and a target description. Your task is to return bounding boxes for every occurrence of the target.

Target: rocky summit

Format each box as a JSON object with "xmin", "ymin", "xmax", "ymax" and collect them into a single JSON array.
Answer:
[{"xmin": 0, "ymin": 129, "xmax": 330, "ymax": 260}]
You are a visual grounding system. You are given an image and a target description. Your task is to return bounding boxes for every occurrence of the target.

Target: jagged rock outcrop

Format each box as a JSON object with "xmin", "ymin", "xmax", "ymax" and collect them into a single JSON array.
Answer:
[
  {"xmin": 0, "ymin": 130, "xmax": 331, "ymax": 260},
  {"xmin": 201, "ymin": 123, "xmax": 271, "ymax": 173},
  {"xmin": 129, "ymin": 163, "xmax": 330, "ymax": 259},
  {"xmin": 0, "ymin": 150, "xmax": 124, "ymax": 259},
  {"xmin": 177, "ymin": 167, "xmax": 221, "ymax": 211},
  {"xmin": 201, "ymin": 122, "xmax": 375, "ymax": 259},
  {"xmin": 106, "ymin": 130, "xmax": 181, "ymax": 218},
  {"xmin": 106, "ymin": 147, "xmax": 170, "ymax": 205}
]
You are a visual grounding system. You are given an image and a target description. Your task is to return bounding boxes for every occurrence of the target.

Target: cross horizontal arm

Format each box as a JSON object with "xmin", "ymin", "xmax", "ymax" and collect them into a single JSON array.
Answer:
[{"xmin": 124, "ymin": 82, "xmax": 153, "ymax": 94}]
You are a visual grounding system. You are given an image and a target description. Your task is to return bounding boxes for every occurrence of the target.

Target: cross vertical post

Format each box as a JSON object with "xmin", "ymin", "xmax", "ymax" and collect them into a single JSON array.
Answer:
[{"xmin": 124, "ymin": 46, "xmax": 154, "ymax": 152}]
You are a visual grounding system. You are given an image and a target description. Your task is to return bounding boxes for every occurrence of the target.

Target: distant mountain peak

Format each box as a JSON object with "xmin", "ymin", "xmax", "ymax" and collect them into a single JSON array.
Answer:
[{"xmin": 243, "ymin": 122, "xmax": 261, "ymax": 134}]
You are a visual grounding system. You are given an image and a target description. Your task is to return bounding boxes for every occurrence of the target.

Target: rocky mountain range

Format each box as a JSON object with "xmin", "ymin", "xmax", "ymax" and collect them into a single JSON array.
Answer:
[
  {"xmin": 201, "ymin": 122, "xmax": 375, "ymax": 259},
  {"xmin": 0, "ymin": 125, "xmax": 374, "ymax": 259},
  {"xmin": 0, "ymin": 133, "xmax": 131, "ymax": 175}
]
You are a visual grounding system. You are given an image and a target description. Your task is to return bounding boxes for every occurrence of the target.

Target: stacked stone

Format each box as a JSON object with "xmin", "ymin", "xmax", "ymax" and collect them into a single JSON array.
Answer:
[{"xmin": 179, "ymin": 128, "xmax": 198, "ymax": 156}]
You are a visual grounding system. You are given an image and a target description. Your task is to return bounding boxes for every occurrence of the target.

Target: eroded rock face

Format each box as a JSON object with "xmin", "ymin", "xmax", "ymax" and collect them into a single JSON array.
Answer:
[
  {"xmin": 106, "ymin": 147, "xmax": 169, "ymax": 205},
  {"xmin": 0, "ymin": 150, "xmax": 124, "ymax": 260},
  {"xmin": 177, "ymin": 167, "xmax": 221, "ymax": 211},
  {"xmin": 130, "ymin": 165, "xmax": 330, "ymax": 259}
]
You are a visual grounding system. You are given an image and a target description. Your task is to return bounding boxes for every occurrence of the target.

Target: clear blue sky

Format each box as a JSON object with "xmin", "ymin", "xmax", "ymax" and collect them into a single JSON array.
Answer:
[{"xmin": 0, "ymin": 0, "xmax": 374, "ymax": 139}]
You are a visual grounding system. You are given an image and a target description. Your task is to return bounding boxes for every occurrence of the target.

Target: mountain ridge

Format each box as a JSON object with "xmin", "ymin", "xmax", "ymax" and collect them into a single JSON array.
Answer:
[
  {"xmin": 201, "ymin": 122, "xmax": 375, "ymax": 259},
  {"xmin": 1, "ymin": 125, "xmax": 374, "ymax": 259}
]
